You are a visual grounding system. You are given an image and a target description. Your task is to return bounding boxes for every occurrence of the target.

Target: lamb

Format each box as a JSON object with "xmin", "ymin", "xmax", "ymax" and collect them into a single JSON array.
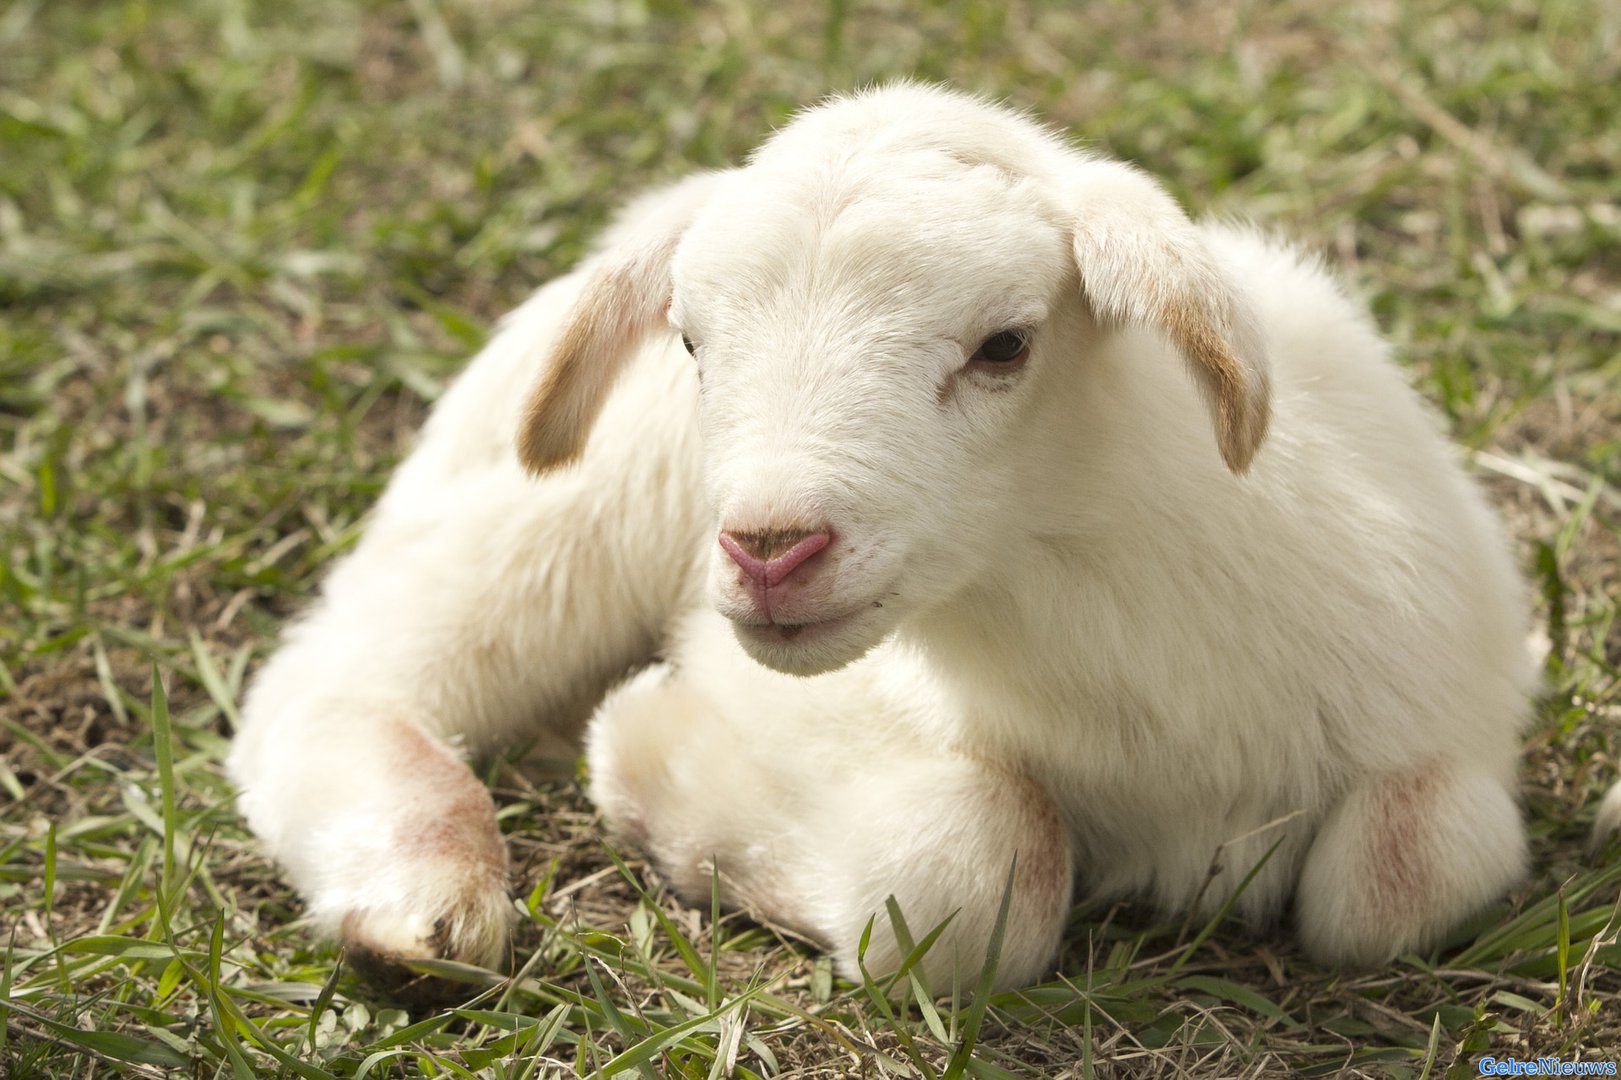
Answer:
[{"xmin": 228, "ymin": 83, "xmax": 1551, "ymax": 993}]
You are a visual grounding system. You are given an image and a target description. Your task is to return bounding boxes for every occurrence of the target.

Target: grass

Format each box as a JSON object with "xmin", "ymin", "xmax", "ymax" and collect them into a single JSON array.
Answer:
[{"xmin": 2, "ymin": 0, "xmax": 1619, "ymax": 1075}]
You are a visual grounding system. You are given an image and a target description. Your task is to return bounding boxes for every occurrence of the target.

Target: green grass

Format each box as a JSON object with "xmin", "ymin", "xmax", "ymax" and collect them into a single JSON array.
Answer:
[{"xmin": 3, "ymin": 0, "xmax": 1619, "ymax": 1075}]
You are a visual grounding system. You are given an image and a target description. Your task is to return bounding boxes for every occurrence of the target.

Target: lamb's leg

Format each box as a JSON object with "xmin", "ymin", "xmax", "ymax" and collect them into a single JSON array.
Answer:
[
  {"xmin": 586, "ymin": 619, "xmax": 1074, "ymax": 992},
  {"xmin": 229, "ymin": 276, "xmax": 705, "ymax": 978},
  {"xmin": 233, "ymin": 700, "xmax": 515, "ymax": 977},
  {"xmin": 1295, "ymin": 761, "xmax": 1526, "ymax": 964}
]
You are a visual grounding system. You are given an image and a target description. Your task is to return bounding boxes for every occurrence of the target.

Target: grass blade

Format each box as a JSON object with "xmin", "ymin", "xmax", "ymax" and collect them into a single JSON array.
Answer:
[
  {"xmin": 944, "ymin": 859, "xmax": 1015, "ymax": 1080},
  {"xmin": 149, "ymin": 662, "xmax": 177, "ymax": 907}
]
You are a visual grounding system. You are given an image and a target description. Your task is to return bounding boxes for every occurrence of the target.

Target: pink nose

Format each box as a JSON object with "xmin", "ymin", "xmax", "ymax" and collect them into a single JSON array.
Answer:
[{"xmin": 718, "ymin": 527, "xmax": 831, "ymax": 588}]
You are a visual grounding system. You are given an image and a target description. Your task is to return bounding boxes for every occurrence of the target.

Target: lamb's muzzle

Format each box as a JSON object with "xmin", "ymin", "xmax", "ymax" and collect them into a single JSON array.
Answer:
[{"xmin": 717, "ymin": 526, "xmax": 831, "ymax": 593}]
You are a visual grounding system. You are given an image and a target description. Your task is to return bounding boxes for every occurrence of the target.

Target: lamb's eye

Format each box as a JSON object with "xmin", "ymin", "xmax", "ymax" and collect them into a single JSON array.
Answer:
[
  {"xmin": 681, "ymin": 334, "xmax": 697, "ymax": 356},
  {"xmin": 971, "ymin": 330, "xmax": 1029, "ymax": 366}
]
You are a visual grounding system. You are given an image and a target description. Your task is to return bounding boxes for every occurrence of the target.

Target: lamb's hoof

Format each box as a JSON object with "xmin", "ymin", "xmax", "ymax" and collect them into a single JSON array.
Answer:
[
  {"xmin": 342, "ymin": 945, "xmax": 458, "ymax": 1007},
  {"xmin": 340, "ymin": 903, "xmax": 512, "ymax": 1005}
]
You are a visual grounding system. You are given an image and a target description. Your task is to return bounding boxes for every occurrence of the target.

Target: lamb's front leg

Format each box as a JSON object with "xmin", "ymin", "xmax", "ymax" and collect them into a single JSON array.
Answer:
[
  {"xmin": 229, "ymin": 279, "xmax": 705, "ymax": 977},
  {"xmin": 586, "ymin": 616, "xmax": 1074, "ymax": 992},
  {"xmin": 1295, "ymin": 759, "xmax": 1526, "ymax": 964},
  {"xmin": 233, "ymin": 699, "xmax": 513, "ymax": 975}
]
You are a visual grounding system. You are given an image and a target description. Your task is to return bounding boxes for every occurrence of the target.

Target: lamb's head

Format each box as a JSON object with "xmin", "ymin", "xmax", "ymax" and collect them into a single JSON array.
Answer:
[{"xmin": 517, "ymin": 85, "xmax": 1270, "ymax": 676}]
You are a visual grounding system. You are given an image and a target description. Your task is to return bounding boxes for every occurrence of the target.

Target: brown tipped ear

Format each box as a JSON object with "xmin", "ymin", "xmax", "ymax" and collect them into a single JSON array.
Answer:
[
  {"xmin": 1068, "ymin": 160, "xmax": 1271, "ymax": 474},
  {"xmin": 516, "ymin": 238, "xmax": 678, "ymax": 473},
  {"xmin": 516, "ymin": 173, "xmax": 725, "ymax": 474}
]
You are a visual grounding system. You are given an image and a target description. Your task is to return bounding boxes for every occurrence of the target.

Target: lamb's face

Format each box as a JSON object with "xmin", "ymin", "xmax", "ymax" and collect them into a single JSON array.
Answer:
[
  {"xmin": 669, "ymin": 163, "xmax": 1072, "ymax": 675},
  {"xmin": 517, "ymin": 98, "xmax": 1268, "ymax": 678}
]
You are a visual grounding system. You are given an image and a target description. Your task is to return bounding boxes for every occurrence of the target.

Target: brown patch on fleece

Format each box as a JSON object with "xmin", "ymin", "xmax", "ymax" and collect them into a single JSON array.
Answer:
[
  {"xmin": 1365, "ymin": 764, "xmax": 1442, "ymax": 924},
  {"xmin": 983, "ymin": 764, "xmax": 1075, "ymax": 926},
  {"xmin": 384, "ymin": 721, "xmax": 508, "ymax": 885}
]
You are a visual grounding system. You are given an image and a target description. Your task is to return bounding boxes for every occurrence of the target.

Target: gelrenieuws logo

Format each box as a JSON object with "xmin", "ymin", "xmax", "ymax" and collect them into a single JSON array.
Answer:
[{"xmin": 1476, "ymin": 1059, "xmax": 1618, "ymax": 1077}]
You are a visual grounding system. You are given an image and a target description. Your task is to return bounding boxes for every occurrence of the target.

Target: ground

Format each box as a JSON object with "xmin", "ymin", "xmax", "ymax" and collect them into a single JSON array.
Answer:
[{"xmin": 1, "ymin": 0, "xmax": 1619, "ymax": 1077}]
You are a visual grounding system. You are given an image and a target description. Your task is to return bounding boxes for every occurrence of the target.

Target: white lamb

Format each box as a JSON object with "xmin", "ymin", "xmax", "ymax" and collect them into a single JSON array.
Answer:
[{"xmin": 229, "ymin": 84, "xmax": 1555, "ymax": 992}]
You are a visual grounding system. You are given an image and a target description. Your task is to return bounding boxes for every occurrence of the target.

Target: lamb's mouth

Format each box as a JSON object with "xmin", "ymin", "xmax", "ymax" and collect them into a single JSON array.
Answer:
[
  {"xmin": 732, "ymin": 607, "xmax": 862, "ymax": 646},
  {"xmin": 719, "ymin": 583, "xmax": 901, "ymax": 674}
]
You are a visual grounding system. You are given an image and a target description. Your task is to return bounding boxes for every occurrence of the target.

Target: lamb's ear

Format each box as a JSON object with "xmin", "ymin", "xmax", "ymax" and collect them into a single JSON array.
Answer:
[
  {"xmin": 516, "ymin": 174, "xmax": 721, "ymax": 474},
  {"xmin": 1068, "ymin": 160, "xmax": 1271, "ymax": 474}
]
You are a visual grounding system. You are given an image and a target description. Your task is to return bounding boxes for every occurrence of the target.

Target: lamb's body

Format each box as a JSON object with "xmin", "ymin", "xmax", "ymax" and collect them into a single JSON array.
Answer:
[
  {"xmin": 229, "ymin": 86, "xmax": 1536, "ymax": 991},
  {"xmin": 587, "ymin": 223, "xmax": 1530, "ymax": 981}
]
